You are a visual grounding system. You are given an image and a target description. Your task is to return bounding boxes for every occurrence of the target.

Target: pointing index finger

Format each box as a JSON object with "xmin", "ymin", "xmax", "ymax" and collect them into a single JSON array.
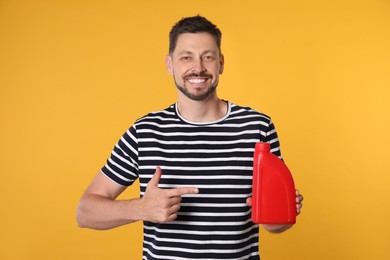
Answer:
[{"xmin": 167, "ymin": 187, "xmax": 199, "ymax": 197}]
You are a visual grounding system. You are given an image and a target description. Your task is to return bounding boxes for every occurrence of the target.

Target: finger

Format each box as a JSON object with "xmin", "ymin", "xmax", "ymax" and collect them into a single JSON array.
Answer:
[
  {"xmin": 167, "ymin": 187, "xmax": 199, "ymax": 197},
  {"xmin": 296, "ymin": 203, "xmax": 302, "ymax": 215},
  {"xmin": 169, "ymin": 203, "xmax": 181, "ymax": 214},
  {"xmin": 296, "ymin": 196, "xmax": 303, "ymax": 214},
  {"xmin": 165, "ymin": 212, "xmax": 179, "ymax": 222},
  {"xmin": 148, "ymin": 166, "xmax": 162, "ymax": 188},
  {"xmin": 167, "ymin": 196, "xmax": 182, "ymax": 207},
  {"xmin": 161, "ymin": 204, "xmax": 181, "ymax": 223},
  {"xmin": 295, "ymin": 189, "xmax": 303, "ymax": 202},
  {"xmin": 246, "ymin": 197, "xmax": 252, "ymax": 207},
  {"xmin": 296, "ymin": 194, "xmax": 304, "ymax": 203}
]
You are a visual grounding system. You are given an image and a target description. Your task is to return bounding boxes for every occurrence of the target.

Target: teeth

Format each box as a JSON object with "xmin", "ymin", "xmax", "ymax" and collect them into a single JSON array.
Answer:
[{"xmin": 188, "ymin": 78, "xmax": 206, "ymax": 83}]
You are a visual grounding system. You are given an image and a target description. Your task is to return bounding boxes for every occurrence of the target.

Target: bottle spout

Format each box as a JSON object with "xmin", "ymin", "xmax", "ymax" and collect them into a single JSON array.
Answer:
[{"xmin": 255, "ymin": 142, "xmax": 270, "ymax": 153}]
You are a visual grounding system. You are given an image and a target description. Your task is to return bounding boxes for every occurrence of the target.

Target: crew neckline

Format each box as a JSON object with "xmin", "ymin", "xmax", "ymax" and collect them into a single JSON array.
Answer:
[{"xmin": 174, "ymin": 101, "xmax": 231, "ymax": 125}]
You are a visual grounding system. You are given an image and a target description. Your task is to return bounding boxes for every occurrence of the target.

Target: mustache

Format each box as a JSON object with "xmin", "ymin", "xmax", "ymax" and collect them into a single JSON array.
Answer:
[{"xmin": 184, "ymin": 72, "xmax": 212, "ymax": 78}]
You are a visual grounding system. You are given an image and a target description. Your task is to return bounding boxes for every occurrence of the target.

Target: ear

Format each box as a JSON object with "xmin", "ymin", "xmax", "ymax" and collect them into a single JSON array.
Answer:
[
  {"xmin": 165, "ymin": 55, "xmax": 173, "ymax": 75},
  {"xmin": 219, "ymin": 54, "xmax": 224, "ymax": 74}
]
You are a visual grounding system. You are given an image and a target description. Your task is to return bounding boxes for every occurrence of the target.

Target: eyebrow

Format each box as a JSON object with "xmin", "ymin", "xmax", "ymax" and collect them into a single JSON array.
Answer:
[
  {"xmin": 177, "ymin": 50, "xmax": 218, "ymax": 56},
  {"xmin": 177, "ymin": 50, "xmax": 192, "ymax": 56}
]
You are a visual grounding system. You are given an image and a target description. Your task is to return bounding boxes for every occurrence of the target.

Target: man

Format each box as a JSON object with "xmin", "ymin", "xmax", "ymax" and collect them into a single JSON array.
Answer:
[{"xmin": 77, "ymin": 15, "xmax": 303, "ymax": 259}]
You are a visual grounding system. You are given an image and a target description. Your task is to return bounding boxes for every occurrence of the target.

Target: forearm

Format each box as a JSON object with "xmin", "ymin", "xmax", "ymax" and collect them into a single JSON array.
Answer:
[{"xmin": 76, "ymin": 193, "xmax": 142, "ymax": 230}]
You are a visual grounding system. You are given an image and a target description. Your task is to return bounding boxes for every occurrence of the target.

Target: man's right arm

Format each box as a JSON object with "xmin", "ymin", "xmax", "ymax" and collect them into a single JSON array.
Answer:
[
  {"xmin": 76, "ymin": 171, "xmax": 142, "ymax": 230},
  {"xmin": 76, "ymin": 167, "xmax": 199, "ymax": 230}
]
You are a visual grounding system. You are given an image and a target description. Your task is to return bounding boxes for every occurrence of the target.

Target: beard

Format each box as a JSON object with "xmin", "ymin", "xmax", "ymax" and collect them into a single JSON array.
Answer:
[{"xmin": 174, "ymin": 72, "xmax": 218, "ymax": 101}]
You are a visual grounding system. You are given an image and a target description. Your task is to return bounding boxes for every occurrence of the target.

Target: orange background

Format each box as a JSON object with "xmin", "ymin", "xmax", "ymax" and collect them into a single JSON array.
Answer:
[{"xmin": 1, "ymin": 0, "xmax": 389, "ymax": 259}]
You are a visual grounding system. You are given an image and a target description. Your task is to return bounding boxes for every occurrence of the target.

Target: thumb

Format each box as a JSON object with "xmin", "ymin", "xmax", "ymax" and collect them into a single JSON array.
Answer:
[
  {"xmin": 148, "ymin": 166, "xmax": 162, "ymax": 188},
  {"xmin": 246, "ymin": 197, "xmax": 252, "ymax": 207}
]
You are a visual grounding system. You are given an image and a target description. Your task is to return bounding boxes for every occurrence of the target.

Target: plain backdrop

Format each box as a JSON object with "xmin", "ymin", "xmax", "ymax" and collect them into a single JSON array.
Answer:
[{"xmin": 1, "ymin": 0, "xmax": 389, "ymax": 259}]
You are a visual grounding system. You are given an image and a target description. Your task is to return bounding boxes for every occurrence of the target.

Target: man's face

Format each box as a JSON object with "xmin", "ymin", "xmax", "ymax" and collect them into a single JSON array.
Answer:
[{"xmin": 166, "ymin": 32, "xmax": 224, "ymax": 101}]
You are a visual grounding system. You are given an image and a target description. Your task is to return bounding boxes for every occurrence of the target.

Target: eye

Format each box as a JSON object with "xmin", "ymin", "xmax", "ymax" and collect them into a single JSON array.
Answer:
[
  {"xmin": 204, "ymin": 55, "xmax": 215, "ymax": 61},
  {"xmin": 180, "ymin": 56, "xmax": 191, "ymax": 61}
]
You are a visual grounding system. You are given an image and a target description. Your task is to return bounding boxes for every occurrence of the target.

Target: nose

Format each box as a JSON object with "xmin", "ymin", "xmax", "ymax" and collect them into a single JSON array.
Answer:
[{"xmin": 191, "ymin": 57, "xmax": 206, "ymax": 73}]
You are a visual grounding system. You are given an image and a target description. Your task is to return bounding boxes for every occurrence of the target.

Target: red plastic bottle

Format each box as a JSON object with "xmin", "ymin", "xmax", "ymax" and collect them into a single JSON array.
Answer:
[{"xmin": 252, "ymin": 142, "xmax": 296, "ymax": 224}]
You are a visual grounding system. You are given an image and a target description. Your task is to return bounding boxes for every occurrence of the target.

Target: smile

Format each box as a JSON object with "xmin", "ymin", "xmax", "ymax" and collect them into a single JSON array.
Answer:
[{"xmin": 187, "ymin": 77, "xmax": 207, "ymax": 84}]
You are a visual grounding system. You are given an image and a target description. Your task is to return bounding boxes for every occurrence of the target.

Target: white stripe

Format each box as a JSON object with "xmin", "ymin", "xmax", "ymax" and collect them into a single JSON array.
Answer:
[
  {"xmin": 139, "ymin": 183, "xmax": 251, "ymax": 189},
  {"xmin": 136, "ymin": 121, "xmax": 268, "ymax": 129},
  {"xmin": 267, "ymin": 128, "xmax": 276, "ymax": 136},
  {"xmin": 139, "ymin": 174, "xmax": 252, "ymax": 180},
  {"xmin": 143, "ymin": 231, "xmax": 258, "ymax": 245},
  {"xmin": 111, "ymin": 150, "xmax": 138, "ymax": 170},
  {"xmin": 137, "ymin": 129, "xmax": 259, "ymax": 136},
  {"xmin": 167, "ymin": 218, "xmax": 252, "ymax": 226},
  {"xmin": 141, "ymin": 115, "xmax": 180, "ymax": 122},
  {"xmin": 138, "ymin": 138, "xmax": 259, "ymax": 145},
  {"xmin": 139, "ymin": 156, "xmax": 252, "ymax": 162},
  {"xmin": 143, "ymin": 223, "xmax": 258, "ymax": 235},
  {"xmin": 143, "ymin": 248, "xmax": 257, "ymax": 260},
  {"xmin": 177, "ymin": 209, "xmax": 251, "ymax": 217},
  {"xmin": 139, "ymin": 147, "xmax": 255, "ymax": 153},
  {"xmin": 139, "ymin": 193, "xmax": 252, "ymax": 198},
  {"xmin": 107, "ymin": 158, "xmax": 137, "ymax": 178},
  {"xmin": 104, "ymin": 165, "xmax": 133, "ymax": 182},
  {"xmin": 117, "ymin": 136, "xmax": 138, "ymax": 157},
  {"xmin": 180, "ymin": 202, "xmax": 248, "ymax": 207},
  {"xmin": 271, "ymin": 146, "xmax": 281, "ymax": 154},
  {"xmin": 143, "ymin": 240, "xmax": 258, "ymax": 255},
  {"xmin": 226, "ymin": 113, "xmax": 268, "ymax": 121},
  {"xmin": 126, "ymin": 129, "xmax": 139, "ymax": 157},
  {"xmin": 139, "ymin": 165, "xmax": 252, "ymax": 171},
  {"xmin": 269, "ymin": 137, "xmax": 279, "ymax": 145},
  {"xmin": 143, "ymin": 248, "xmax": 259, "ymax": 260}
]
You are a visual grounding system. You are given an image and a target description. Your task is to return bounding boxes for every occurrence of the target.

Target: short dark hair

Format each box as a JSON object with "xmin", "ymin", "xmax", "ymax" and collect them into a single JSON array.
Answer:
[{"xmin": 169, "ymin": 15, "xmax": 222, "ymax": 54}]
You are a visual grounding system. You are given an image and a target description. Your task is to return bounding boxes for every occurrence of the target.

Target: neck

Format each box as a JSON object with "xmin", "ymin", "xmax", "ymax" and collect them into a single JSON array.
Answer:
[{"xmin": 176, "ymin": 95, "xmax": 227, "ymax": 123}]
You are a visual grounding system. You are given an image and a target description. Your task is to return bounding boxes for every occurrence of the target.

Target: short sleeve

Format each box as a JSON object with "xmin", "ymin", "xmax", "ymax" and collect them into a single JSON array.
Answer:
[
  {"xmin": 101, "ymin": 126, "xmax": 139, "ymax": 186},
  {"xmin": 264, "ymin": 119, "xmax": 283, "ymax": 160}
]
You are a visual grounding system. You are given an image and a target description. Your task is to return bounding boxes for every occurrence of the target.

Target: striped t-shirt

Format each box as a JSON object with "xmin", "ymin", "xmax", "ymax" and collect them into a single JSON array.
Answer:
[{"xmin": 102, "ymin": 101, "xmax": 282, "ymax": 260}]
